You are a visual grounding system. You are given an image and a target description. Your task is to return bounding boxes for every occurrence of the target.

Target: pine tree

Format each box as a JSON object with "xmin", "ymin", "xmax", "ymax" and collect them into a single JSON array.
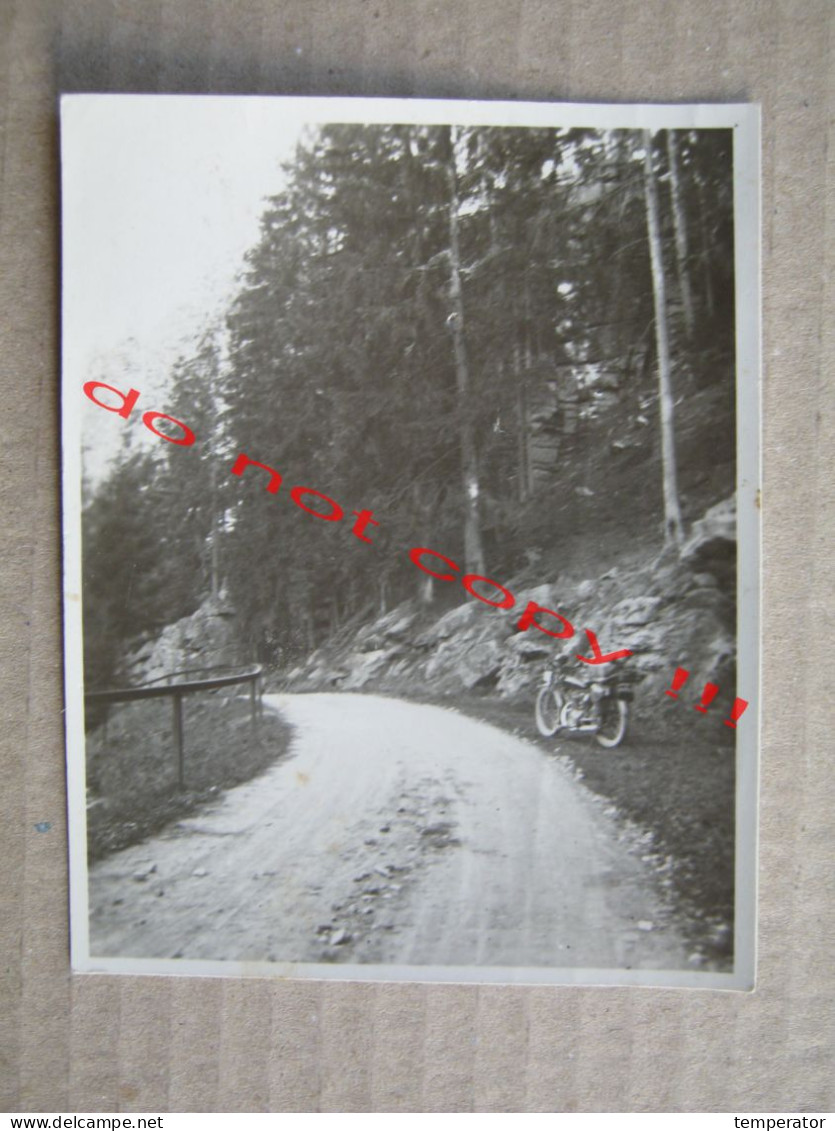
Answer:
[{"xmin": 643, "ymin": 129, "xmax": 684, "ymax": 547}]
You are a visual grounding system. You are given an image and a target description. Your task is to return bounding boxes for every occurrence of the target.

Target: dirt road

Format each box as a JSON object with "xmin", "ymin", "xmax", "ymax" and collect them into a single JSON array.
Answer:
[{"xmin": 88, "ymin": 693, "xmax": 687, "ymax": 970}]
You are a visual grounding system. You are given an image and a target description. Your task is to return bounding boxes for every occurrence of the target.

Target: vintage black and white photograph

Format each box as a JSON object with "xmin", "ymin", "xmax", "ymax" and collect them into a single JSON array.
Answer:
[{"xmin": 61, "ymin": 96, "xmax": 759, "ymax": 987}]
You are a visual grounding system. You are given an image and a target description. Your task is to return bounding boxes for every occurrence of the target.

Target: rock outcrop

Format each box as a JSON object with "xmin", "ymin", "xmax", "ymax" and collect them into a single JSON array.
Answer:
[
  {"xmin": 125, "ymin": 595, "xmax": 241, "ymax": 685},
  {"xmin": 282, "ymin": 498, "xmax": 739, "ymax": 723},
  {"xmin": 680, "ymin": 495, "xmax": 736, "ymax": 585}
]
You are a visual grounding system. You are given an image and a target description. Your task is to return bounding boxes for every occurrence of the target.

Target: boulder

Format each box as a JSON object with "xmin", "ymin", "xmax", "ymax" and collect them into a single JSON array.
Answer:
[
  {"xmin": 341, "ymin": 649, "xmax": 397, "ymax": 690},
  {"xmin": 611, "ymin": 596, "xmax": 663, "ymax": 627},
  {"xmin": 689, "ymin": 572, "xmax": 719, "ymax": 590},
  {"xmin": 614, "ymin": 624, "xmax": 666, "ymax": 654},
  {"xmin": 424, "ymin": 637, "xmax": 504, "ymax": 690},
  {"xmin": 355, "ymin": 606, "xmax": 418, "ymax": 651},
  {"xmin": 513, "ymin": 582, "xmax": 560, "ymax": 611},
  {"xmin": 505, "ymin": 633, "xmax": 555, "ymax": 661},
  {"xmin": 415, "ymin": 601, "xmax": 479, "ymax": 645},
  {"xmin": 125, "ymin": 596, "xmax": 240, "ymax": 685}
]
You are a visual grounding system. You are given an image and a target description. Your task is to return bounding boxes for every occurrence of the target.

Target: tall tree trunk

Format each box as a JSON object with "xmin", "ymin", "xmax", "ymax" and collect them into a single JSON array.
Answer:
[
  {"xmin": 418, "ymin": 572, "xmax": 435, "ymax": 606},
  {"xmin": 643, "ymin": 130, "xmax": 684, "ymax": 547},
  {"xmin": 445, "ymin": 126, "xmax": 486, "ymax": 576},
  {"xmin": 665, "ymin": 131, "xmax": 696, "ymax": 342}
]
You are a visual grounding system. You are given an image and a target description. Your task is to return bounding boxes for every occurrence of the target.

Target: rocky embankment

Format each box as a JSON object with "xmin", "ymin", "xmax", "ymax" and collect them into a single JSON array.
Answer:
[
  {"xmin": 123, "ymin": 595, "xmax": 242, "ymax": 685},
  {"xmin": 284, "ymin": 497, "xmax": 738, "ymax": 722}
]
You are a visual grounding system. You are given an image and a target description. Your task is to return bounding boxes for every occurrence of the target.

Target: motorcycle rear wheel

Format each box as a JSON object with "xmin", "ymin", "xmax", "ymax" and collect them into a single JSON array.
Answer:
[
  {"xmin": 535, "ymin": 685, "xmax": 565, "ymax": 737},
  {"xmin": 595, "ymin": 697, "xmax": 628, "ymax": 748}
]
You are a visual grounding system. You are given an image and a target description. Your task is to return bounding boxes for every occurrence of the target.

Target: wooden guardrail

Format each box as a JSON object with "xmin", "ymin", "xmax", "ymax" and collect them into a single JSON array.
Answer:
[{"xmin": 84, "ymin": 664, "xmax": 263, "ymax": 789}]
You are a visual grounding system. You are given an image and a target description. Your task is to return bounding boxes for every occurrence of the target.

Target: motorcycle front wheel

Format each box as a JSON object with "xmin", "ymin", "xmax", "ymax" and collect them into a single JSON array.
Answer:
[
  {"xmin": 535, "ymin": 685, "xmax": 565, "ymax": 737},
  {"xmin": 595, "ymin": 697, "xmax": 628, "ymax": 748}
]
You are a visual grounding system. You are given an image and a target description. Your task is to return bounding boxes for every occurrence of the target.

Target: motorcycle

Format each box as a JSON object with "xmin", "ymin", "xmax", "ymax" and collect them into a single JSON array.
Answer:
[{"xmin": 534, "ymin": 658, "xmax": 633, "ymax": 748}]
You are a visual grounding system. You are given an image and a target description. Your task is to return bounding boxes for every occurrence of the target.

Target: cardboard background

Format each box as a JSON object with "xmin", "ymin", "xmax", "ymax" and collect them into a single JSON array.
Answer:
[{"xmin": 0, "ymin": 0, "xmax": 832, "ymax": 1113}]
